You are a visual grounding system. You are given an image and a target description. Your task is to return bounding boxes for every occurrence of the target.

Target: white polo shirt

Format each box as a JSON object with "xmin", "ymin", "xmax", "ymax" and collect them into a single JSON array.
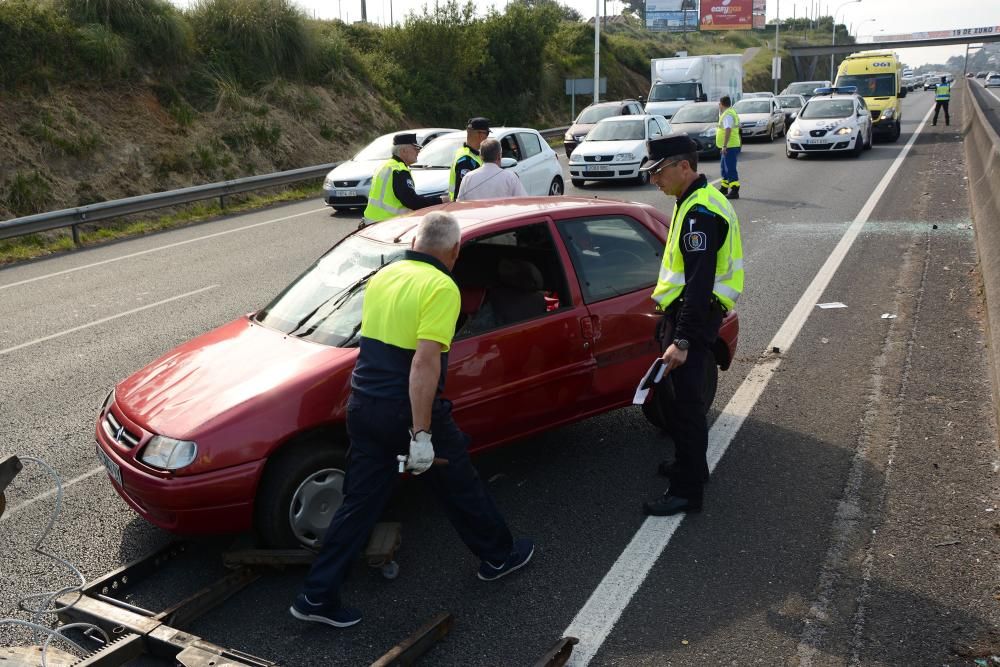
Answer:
[{"xmin": 456, "ymin": 163, "xmax": 527, "ymax": 201}]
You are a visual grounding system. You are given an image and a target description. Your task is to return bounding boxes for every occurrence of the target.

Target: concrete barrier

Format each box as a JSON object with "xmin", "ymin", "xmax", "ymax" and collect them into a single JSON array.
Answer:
[{"xmin": 962, "ymin": 83, "xmax": 1000, "ymax": 419}]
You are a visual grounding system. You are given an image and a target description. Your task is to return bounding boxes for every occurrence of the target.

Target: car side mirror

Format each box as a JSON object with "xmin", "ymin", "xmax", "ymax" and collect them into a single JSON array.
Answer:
[
  {"xmin": 638, "ymin": 95, "xmax": 647, "ymax": 104},
  {"xmin": 500, "ymin": 157, "xmax": 518, "ymax": 169},
  {"xmin": 698, "ymin": 94, "xmax": 708, "ymax": 102}
]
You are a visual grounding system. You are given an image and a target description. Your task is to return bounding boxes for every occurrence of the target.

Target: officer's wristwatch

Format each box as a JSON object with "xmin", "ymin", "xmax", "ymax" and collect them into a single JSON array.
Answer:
[{"xmin": 673, "ymin": 338, "xmax": 690, "ymax": 351}]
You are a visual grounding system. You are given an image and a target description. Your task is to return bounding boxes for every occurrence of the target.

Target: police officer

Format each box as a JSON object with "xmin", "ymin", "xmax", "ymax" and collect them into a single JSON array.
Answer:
[
  {"xmin": 362, "ymin": 133, "xmax": 444, "ymax": 226},
  {"xmin": 291, "ymin": 211, "xmax": 534, "ymax": 628},
  {"xmin": 450, "ymin": 117, "xmax": 490, "ymax": 201},
  {"xmin": 717, "ymin": 95, "xmax": 742, "ymax": 200},
  {"xmin": 639, "ymin": 135, "xmax": 744, "ymax": 516},
  {"xmin": 933, "ymin": 75, "xmax": 951, "ymax": 126}
]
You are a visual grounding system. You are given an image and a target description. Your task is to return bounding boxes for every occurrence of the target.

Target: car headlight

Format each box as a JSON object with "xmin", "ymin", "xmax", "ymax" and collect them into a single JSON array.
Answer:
[
  {"xmin": 360, "ymin": 177, "xmax": 372, "ymax": 186},
  {"xmin": 141, "ymin": 436, "xmax": 198, "ymax": 470},
  {"xmin": 790, "ymin": 128, "xmax": 803, "ymax": 138},
  {"xmin": 614, "ymin": 153, "xmax": 635, "ymax": 162},
  {"xmin": 756, "ymin": 120, "xmax": 768, "ymax": 126},
  {"xmin": 881, "ymin": 108, "xmax": 895, "ymax": 119},
  {"xmin": 100, "ymin": 388, "xmax": 115, "ymax": 413},
  {"xmin": 834, "ymin": 126, "xmax": 853, "ymax": 135},
  {"xmin": 700, "ymin": 128, "xmax": 716, "ymax": 138},
  {"xmin": 790, "ymin": 112, "xmax": 798, "ymax": 119},
  {"xmin": 323, "ymin": 176, "xmax": 335, "ymax": 188},
  {"xmin": 565, "ymin": 133, "xmax": 574, "ymax": 141}
]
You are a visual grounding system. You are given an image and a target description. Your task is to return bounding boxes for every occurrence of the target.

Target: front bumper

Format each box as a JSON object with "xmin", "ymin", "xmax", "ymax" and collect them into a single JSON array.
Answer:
[
  {"xmin": 786, "ymin": 133, "xmax": 860, "ymax": 154},
  {"xmin": 95, "ymin": 404, "xmax": 264, "ymax": 534},
  {"xmin": 740, "ymin": 125, "xmax": 770, "ymax": 138},
  {"xmin": 872, "ymin": 118, "xmax": 899, "ymax": 136},
  {"xmin": 568, "ymin": 161, "xmax": 643, "ymax": 180},
  {"xmin": 323, "ymin": 185, "xmax": 370, "ymax": 208}
]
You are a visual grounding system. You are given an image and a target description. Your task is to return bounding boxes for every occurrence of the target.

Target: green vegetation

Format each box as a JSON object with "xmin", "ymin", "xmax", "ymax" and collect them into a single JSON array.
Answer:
[{"xmin": 3, "ymin": 171, "xmax": 53, "ymax": 217}]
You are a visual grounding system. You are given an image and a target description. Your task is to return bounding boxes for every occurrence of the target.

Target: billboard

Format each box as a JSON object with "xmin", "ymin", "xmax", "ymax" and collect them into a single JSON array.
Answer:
[
  {"xmin": 646, "ymin": 0, "xmax": 699, "ymax": 32},
  {"xmin": 700, "ymin": 0, "xmax": 754, "ymax": 31}
]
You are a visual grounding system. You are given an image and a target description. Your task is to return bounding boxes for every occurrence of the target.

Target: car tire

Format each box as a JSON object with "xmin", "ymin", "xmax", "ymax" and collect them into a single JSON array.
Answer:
[
  {"xmin": 851, "ymin": 136, "xmax": 863, "ymax": 157},
  {"xmin": 890, "ymin": 122, "xmax": 901, "ymax": 143},
  {"xmin": 548, "ymin": 176, "xmax": 564, "ymax": 196},
  {"xmin": 864, "ymin": 129, "xmax": 873, "ymax": 150},
  {"xmin": 786, "ymin": 147, "xmax": 797, "ymax": 159},
  {"xmin": 254, "ymin": 436, "xmax": 348, "ymax": 549},
  {"xmin": 571, "ymin": 178, "xmax": 586, "ymax": 188},
  {"xmin": 641, "ymin": 360, "xmax": 719, "ymax": 431},
  {"xmin": 637, "ymin": 160, "xmax": 650, "ymax": 185}
]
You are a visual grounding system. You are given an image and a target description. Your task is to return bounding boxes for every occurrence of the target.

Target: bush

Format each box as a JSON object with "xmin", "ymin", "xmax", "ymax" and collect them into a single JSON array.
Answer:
[
  {"xmin": 59, "ymin": 0, "xmax": 194, "ymax": 68},
  {"xmin": 4, "ymin": 171, "xmax": 53, "ymax": 217},
  {"xmin": 0, "ymin": 1, "xmax": 80, "ymax": 90},
  {"xmin": 77, "ymin": 23, "xmax": 131, "ymax": 79}
]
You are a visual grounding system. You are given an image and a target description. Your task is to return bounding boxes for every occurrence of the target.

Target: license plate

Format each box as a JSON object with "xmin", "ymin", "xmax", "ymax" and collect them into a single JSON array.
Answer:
[
  {"xmin": 96, "ymin": 444, "xmax": 122, "ymax": 487},
  {"xmin": 586, "ymin": 165, "xmax": 611, "ymax": 172},
  {"xmin": 802, "ymin": 138, "xmax": 828, "ymax": 145},
  {"xmin": 338, "ymin": 189, "xmax": 357, "ymax": 198}
]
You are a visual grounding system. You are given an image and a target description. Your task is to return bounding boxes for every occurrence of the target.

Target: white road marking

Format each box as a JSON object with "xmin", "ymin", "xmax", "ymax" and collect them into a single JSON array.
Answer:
[
  {"xmin": 0, "ymin": 206, "xmax": 327, "ymax": 292},
  {"xmin": 0, "ymin": 466, "xmax": 103, "ymax": 523},
  {"xmin": 563, "ymin": 101, "xmax": 936, "ymax": 666},
  {"xmin": 0, "ymin": 285, "xmax": 218, "ymax": 357}
]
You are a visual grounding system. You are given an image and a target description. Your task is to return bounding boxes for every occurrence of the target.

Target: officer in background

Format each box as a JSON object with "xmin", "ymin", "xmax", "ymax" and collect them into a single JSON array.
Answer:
[
  {"xmin": 450, "ymin": 117, "xmax": 490, "ymax": 200},
  {"xmin": 639, "ymin": 135, "xmax": 744, "ymax": 516},
  {"xmin": 291, "ymin": 211, "xmax": 534, "ymax": 628},
  {"xmin": 717, "ymin": 96, "xmax": 742, "ymax": 200},
  {"xmin": 362, "ymin": 133, "xmax": 444, "ymax": 226},
  {"xmin": 933, "ymin": 75, "xmax": 951, "ymax": 126}
]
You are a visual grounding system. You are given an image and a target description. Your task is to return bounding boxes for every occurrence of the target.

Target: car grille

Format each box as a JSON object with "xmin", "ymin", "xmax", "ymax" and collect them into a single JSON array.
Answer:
[
  {"xmin": 809, "ymin": 129, "xmax": 827, "ymax": 137},
  {"xmin": 802, "ymin": 143, "xmax": 831, "ymax": 151},
  {"xmin": 103, "ymin": 410, "xmax": 141, "ymax": 448},
  {"xmin": 870, "ymin": 110, "xmax": 881, "ymax": 121},
  {"xmin": 583, "ymin": 155, "xmax": 614, "ymax": 163},
  {"xmin": 333, "ymin": 180, "xmax": 358, "ymax": 187}
]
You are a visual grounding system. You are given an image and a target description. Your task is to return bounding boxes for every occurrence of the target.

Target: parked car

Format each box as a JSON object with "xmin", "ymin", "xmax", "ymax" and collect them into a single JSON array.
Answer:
[
  {"xmin": 732, "ymin": 97, "xmax": 786, "ymax": 141},
  {"xmin": 563, "ymin": 99, "xmax": 646, "ymax": 157},
  {"xmin": 780, "ymin": 80, "xmax": 832, "ymax": 100},
  {"xmin": 322, "ymin": 128, "xmax": 457, "ymax": 211},
  {"xmin": 667, "ymin": 102, "xmax": 722, "ymax": 158},
  {"xmin": 94, "ymin": 199, "xmax": 740, "ymax": 547},
  {"xmin": 775, "ymin": 94, "xmax": 806, "ymax": 129},
  {"xmin": 786, "ymin": 90, "xmax": 873, "ymax": 159},
  {"xmin": 986, "ymin": 73, "xmax": 1000, "ymax": 88},
  {"xmin": 410, "ymin": 128, "xmax": 564, "ymax": 197},
  {"xmin": 567, "ymin": 114, "xmax": 672, "ymax": 186}
]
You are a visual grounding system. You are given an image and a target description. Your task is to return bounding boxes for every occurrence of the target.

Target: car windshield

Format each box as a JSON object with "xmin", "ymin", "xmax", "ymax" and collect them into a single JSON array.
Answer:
[
  {"xmin": 577, "ymin": 105, "xmax": 621, "ymax": 124},
  {"xmin": 733, "ymin": 100, "xmax": 770, "ymax": 114},
  {"xmin": 800, "ymin": 99, "xmax": 855, "ymax": 119},
  {"xmin": 254, "ymin": 236, "xmax": 407, "ymax": 347},
  {"xmin": 836, "ymin": 74, "xmax": 897, "ymax": 97},
  {"xmin": 353, "ymin": 134, "xmax": 394, "ymax": 161},
  {"xmin": 411, "ymin": 136, "xmax": 463, "ymax": 168},
  {"xmin": 648, "ymin": 82, "xmax": 699, "ymax": 102},
  {"xmin": 777, "ymin": 96, "xmax": 803, "ymax": 108},
  {"xmin": 670, "ymin": 105, "xmax": 719, "ymax": 123},
  {"xmin": 587, "ymin": 120, "xmax": 645, "ymax": 141},
  {"xmin": 784, "ymin": 82, "xmax": 824, "ymax": 95}
]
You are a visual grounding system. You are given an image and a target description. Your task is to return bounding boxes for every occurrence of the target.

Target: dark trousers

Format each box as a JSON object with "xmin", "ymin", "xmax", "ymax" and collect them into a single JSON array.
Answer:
[
  {"xmin": 933, "ymin": 100, "xmax": 950, "ymax": 125},
  {"xmin": 656, "ymin": 306, "xmax": 723, "ymax": 500},
  {"xmin": 301, "ymin": 395, "xmax": 513, "ymax": 606}
]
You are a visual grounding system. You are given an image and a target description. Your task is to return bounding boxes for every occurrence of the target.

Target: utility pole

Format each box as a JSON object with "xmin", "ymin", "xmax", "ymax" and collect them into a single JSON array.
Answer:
[
  {"xmin": 361, "ymin": 0, "xmax": 367, "ymax": 22},
  {"xmin": 594, "ymin": 0, "xmax": 601, "ymax": 104},
  {"xmin": 774, "ymin": 0, "xmax": 781, "ymax": 93}
]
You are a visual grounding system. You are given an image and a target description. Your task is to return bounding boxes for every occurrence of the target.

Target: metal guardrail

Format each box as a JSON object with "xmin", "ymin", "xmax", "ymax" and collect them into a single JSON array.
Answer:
[{"xmin": 0, "ymin": 126, "xmax": 571, "ymax": 244}]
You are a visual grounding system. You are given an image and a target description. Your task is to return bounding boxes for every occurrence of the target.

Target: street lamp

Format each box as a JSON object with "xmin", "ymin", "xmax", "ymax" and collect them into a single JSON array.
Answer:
[
  {"xmin": 830, "ymin": 0, "xmax": 861, "ymax": 80},
  {"xmin": 853, "ymin": 18, "xmax": 876, "ymax": 40}
]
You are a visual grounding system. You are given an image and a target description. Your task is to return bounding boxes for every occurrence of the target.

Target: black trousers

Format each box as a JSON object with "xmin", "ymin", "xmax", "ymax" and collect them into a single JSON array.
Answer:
[
  {"xmin": 933, "ymin": 100, "xmax": 950, "ymax": 125},
  {"xmin": 655, "ymin": 305, "xmax": 723, "ymax": 500},
  {"xmin": 301, "ymin": 394, "xmax": 513, "ymax": 606}
]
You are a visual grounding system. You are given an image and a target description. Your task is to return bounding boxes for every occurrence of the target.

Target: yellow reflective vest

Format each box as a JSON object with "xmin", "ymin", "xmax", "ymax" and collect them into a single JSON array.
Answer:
[
  {"xmin": 364, "ymin": 158, "xmax": 411, "ymax": 223},
  {"xmin": 715, "ymin": 107, "xmax": 742, "ymax": 149},
  {"xmin": 935, "ymin": 84, "xmax": 951, "ymax": 101},
  {"xmin": 651, "ymin": 182, "xmax": 744, "ymax": 311}
]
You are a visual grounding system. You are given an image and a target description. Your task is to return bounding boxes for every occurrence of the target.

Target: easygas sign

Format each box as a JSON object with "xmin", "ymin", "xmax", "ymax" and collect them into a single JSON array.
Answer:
[{"xmin": 700, "ymin": 0, "xmax": 754, "ymax": 31}]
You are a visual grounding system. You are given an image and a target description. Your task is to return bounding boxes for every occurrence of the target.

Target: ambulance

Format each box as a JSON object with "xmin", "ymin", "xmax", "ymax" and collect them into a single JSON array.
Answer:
[{"xmin": 834, "ymin": 50, "xmax": 904, "ymax": 142}]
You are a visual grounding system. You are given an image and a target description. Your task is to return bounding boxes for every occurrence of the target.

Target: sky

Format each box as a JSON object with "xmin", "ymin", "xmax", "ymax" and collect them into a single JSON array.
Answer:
[{"xmin": 172, "ymin": 0, "xmax": 996, "ymax": 67}]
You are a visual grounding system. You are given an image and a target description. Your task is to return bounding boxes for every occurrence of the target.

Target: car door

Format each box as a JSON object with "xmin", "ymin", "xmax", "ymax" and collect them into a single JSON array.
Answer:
[
  {"xmin": 555, "ymin": 213, "xmax": 665, "ymax": 409},
  {"xmin": 513, "ymin": 131, "xmax": 548, "ymax": 195},
  {"xmin": 445, "ymin": 220, "xmax": 597, "ymax": 449}
]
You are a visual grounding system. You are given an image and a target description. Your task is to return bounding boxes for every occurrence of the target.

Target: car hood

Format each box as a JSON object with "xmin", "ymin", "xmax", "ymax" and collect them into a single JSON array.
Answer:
[
  {"xmin": 643, "ymin": 100, "xmax": 689, "ymax": 118},
  {"xmin": 410, "ymin": 168, "xmax": 450, "ymax": 196},
  {"xmin": 671, "ymin": 121, "xmax": 716, "ymax": 133},
  {"xmin": 738, "ymin": 112, "xmax": 771, "ymax": 122},
  {"xmin": 116, "ymin": 318, "xmax": 357, "ymax": 439},
  {"xmin": 326, "ymin": 159, "xmax": 383, "ymax": 181},
  {"xmin": 567, "ymin": 122, "xmax": 597, "ymax": 139},
  {"xmin": 571, "ymin": 139, "xmax": 646, "ymax": 158}
]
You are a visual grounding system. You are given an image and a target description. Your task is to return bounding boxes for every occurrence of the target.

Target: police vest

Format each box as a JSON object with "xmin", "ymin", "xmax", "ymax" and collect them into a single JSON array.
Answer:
[
  {"xmin": 364, "ymin": 159, "xmax": 411, "ymax": 222},
  {"xmin": 716, "ymin": 108, "xmax": 742, "ymax": 149},
  {"xmin": 651, "ymin": 183, "xmax": 744, "ymax": 311},
  {"xmin": 449, "ymin": 146, "xmax": 483, "ymax": 200},
  {"xmin": 935, "ymin": 84, "xmax": 951, "ymax": 101}
]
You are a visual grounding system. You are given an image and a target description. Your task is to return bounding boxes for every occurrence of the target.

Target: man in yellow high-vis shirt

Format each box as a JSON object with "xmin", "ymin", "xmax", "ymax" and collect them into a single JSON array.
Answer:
[
  {"xmin": 639, "ymin": 135, "xmax": 744, "ymax": 516},
  {"xmin": 716, "ymin": 95, "xmax": 742, "ymax": 200},
  {"xmin": 362, "ymin": 133, "xmax": 445, "ymax": 227}
]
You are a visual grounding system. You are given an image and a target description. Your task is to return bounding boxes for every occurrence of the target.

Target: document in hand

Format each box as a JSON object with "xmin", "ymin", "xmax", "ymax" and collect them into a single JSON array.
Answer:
[{"xmin": 632, "ymin": 358, "xmax": 667, "ymax": 405}]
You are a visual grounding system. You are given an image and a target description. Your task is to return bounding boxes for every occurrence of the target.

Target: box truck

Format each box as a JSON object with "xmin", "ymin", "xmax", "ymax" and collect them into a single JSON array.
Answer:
[{"xmin": 644, "ymin": 54, "xmax": 744, "ymax": 120}]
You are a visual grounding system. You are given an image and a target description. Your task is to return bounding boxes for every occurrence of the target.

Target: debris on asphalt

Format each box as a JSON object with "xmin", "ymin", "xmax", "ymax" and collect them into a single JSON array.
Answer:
[
  {"xmin": 817, "ymin": 302, "xmax": 847, "ymax": 309},
  {"xmin": 957, "ymin": 223, "xmax": 973, "ymax": 229},
  {"xmin": 772, "ymin": 346, "xmax": 781, "ymax": 353},
  {"xmin": 933, "ymin": 224, "xmax": 938, "ymax": 229},
  {"xmin": 881, "ymin": 313, "xmax": 898, "ymax": 319},
  {"xmin": 681, "ymin": 640, "xmax": 689, "ymax": 645},
  {"xmin": 821, "ymin": 338, "xmax": 829, "ymax": 344},
  {"xmin": 933, "ymin": 539, "xmax": 960, "ymax": 547}
]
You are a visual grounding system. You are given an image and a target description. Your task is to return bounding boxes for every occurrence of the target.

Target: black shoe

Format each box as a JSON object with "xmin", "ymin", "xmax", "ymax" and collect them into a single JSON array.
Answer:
[
  {"xmin": 932, "ymin": 123, "xmax": 937, "ymax": 126},
  {"xmin": 657, "ymin": 461, "xmax": 710, "ymax": 483},
  {"xmin": 642, "ymin": 494, "xmax": 702, "ymax": 516},
  {"xmin": 719, "ymin": 186, "xmax": 730, "ymax": 196},
  {"xmin": 726, "ymin": 186, "xmax": 740, "ymax": 200}
]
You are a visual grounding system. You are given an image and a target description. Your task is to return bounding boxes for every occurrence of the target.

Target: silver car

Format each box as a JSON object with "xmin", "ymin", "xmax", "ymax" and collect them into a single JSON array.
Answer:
[{"xmin": 733, "ymin": 97, "xmax": 786, "ymax": 142}]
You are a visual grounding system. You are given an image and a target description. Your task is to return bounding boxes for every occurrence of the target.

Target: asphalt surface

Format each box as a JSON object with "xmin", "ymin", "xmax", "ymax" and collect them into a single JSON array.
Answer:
[{"xmin": 1, "ymin": 86, "xmax": 997, "ymax": 665}]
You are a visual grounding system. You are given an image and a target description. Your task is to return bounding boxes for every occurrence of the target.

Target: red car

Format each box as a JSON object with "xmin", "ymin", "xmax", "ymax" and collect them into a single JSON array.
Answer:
[{"xmin": 95, "ymin": 198, "xmax": 739, "ymax": 548}]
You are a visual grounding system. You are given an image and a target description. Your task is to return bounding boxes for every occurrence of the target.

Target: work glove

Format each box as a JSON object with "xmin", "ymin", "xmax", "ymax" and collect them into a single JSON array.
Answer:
[{"xmin": 407, "ymin": 430, "xmax": 434, "ymax": 475}]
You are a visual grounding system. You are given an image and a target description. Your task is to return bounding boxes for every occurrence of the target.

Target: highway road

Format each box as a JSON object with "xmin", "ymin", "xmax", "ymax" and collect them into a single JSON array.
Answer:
[{"xmin": 1, "ymin": 86, "xmax": 997, "ymax": 665}]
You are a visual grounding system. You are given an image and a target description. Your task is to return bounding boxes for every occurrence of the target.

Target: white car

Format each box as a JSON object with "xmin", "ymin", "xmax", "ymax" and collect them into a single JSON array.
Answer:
[
  {"xmin": 732, "ymin": 97, "xmax": 786, "ymax": 141},
  {"xmin": 322, "ymin": 128, "xmax": 457, "ymax": 211},
  {"xmin": 567, "ymin": 114, "xmax": 672, "ymax": 186},
  {"xmin": 410, "ymin": 128, "xmax": 564, "ymax": 197},
  {"xmin": 986, "ymin": 72, "xmax": 1000, "ymax": 88},
  {"xmin": 786, "ymin": 90, "xmax": 873, "ymax": 159}
]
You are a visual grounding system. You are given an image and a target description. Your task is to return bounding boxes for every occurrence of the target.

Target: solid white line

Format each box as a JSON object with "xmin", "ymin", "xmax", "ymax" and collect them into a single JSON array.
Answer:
[
  {"xmin": 0, "ymin": 206, "xmax": 327, "ymax": 292},
  {"xmin": 562, "ymin": 102, "xmax": 936, "ymax": 666},
  {"xmin": 0, "ymin": 466, "xmax": 103, "ymax": 523},
  {"xmin": 0, "ymin": 285, "xmax": 218, "ymax": 357}
]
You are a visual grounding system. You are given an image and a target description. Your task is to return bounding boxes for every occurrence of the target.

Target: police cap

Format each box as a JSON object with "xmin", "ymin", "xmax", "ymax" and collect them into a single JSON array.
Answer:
[
  {"xmin": 640, "ymin": 135, "xmax": 699, "ymax": 172},
  {"xmin": 467, "ymin": 117, "xmax": 491, "ymax": 132},
  {"xmin": 393, "ymin": 132, "xmax": 420, "ymax": 147}
]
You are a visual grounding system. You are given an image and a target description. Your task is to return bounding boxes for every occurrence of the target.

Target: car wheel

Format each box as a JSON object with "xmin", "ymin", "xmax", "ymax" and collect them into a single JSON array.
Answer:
[
  {"xmin": 851, "ymin": 138, "xmax": 863, "ymax": 157},
  {"xmin": 641, "ymin": 359, "xmax": 719, "ymax": 431},
  {"xmin": 571, "ymin": 178, "xmax": 586, "ymax": 188},
  {"xmin": 548, "ymin": 176, "xmax": 564, "ymax": 196},
  {"xmin": 786, "ymin": 146, "xmax": 797, "ymax": 159},
  {"xmin": 254, "ymin": 436, "xmax": 348, "ymax": 549},
  {"xmin": 637, "ymin": 160, "xmax": 650, "ymax": 185},
  {"xmin": 890, "ymin": 122, "xmax": 901, "ymax": 143},
  {"xmin": 865, "ymin": 129, "xmax": 873, "ymax": 150}
]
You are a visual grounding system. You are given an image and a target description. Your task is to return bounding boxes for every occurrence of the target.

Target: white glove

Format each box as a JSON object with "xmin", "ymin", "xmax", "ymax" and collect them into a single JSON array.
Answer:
[{"xmin": 407, "ymin": 430, "xmax": 434, "ymax": 475}]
